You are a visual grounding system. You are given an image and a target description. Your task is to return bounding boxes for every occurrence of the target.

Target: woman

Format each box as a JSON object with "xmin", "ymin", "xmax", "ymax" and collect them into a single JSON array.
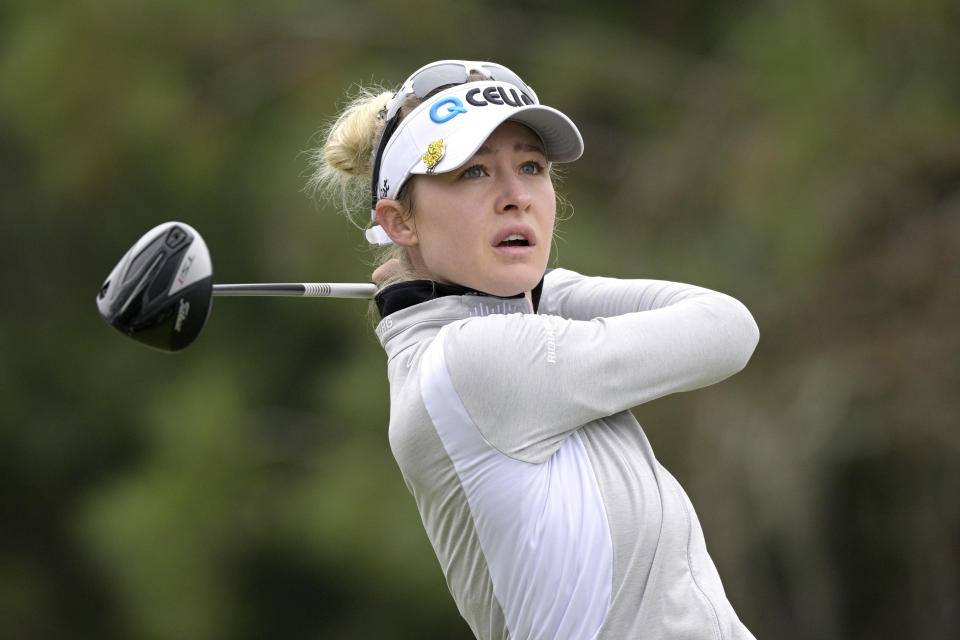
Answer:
[{"xmin": 310, "ymin": 60, "xmax": 759, "ymax": 640}]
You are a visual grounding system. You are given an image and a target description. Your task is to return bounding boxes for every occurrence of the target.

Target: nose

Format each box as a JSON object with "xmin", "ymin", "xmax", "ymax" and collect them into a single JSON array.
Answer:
[{"xmin": 494, "ymin": 172, "xmax": 532, "ymax": 214}]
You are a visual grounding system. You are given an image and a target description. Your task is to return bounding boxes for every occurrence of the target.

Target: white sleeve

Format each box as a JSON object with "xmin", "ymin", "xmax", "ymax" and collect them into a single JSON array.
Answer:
[
  {"xmin": 439, "ymin": 268, "xmax": 760, "ymax": 463},
  {"xmin": 539, "ymin": 267, "xmax": 728, "ymax": 320}
]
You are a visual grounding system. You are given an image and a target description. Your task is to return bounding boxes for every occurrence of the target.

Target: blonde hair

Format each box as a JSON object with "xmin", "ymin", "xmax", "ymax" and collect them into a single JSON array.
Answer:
[
  {"xmin": 307, "ymin": 85, "xmax": 423, "ymax": 296},
  {"xmin": 307, "ymin": 87, "xmax": 388, "ymax": 227}
]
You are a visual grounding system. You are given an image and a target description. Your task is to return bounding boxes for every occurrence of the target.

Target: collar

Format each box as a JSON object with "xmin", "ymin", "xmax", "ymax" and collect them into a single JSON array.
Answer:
[
  {"xmin": 375, "ymin": 275, "xmax": 546, "ymax": 318},
  {"xmin": 374, "ymin": 277, "xmax": 544, "ymax": 360}
]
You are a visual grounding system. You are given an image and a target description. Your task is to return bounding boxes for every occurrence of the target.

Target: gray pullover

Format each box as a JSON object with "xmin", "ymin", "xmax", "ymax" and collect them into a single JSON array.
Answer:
[{"xmin": 375, "ymin": 268, "xmax": 760, "ymax": 640}]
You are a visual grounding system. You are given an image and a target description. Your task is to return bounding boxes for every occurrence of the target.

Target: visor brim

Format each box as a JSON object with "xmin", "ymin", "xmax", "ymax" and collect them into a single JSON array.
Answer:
[{"xmin": 407, "ymin": 104, "xmax": 584, "ymax": 178}]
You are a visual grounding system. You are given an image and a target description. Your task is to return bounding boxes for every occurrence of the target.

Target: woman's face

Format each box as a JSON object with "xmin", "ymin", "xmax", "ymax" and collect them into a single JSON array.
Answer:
[{"xmin": 406, "ymin": 121, "xmax": 556, "ymax": 298}]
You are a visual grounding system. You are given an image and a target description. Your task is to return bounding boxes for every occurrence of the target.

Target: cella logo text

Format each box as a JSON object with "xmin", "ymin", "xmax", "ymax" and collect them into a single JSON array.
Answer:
[
  {"xmin": 465, "ymin": 84, "xmax": 534, "ymax": 108},
  {"xmin": 430, "ymin": 97, "xmax": 468, "ymax": 123},
  {"xmin": 428, "ymin": 84, "xmax": 535, "ymax": 124}
]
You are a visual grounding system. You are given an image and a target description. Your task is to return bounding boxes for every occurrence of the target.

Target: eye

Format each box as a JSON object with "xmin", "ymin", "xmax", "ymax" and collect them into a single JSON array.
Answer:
[
  {"xmin": 460, "ymin": 164, "xmax": 485, "ymax": 179},
  {"xmin": 520, "ymin": 161, "xmax": 544, "ymax": 175}
]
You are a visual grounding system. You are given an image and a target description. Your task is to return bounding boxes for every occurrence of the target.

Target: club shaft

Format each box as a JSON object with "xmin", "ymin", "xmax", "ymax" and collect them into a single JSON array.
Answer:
[{"xmin": 212, "ymin": 283, "xmax": 376, "ymax": 298}]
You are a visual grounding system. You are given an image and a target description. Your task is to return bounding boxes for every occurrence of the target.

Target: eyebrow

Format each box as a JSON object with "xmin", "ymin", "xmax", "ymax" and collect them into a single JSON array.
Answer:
[{"xmin": 474, "ymin": 141, "xmax": 547, "ymax": 156}]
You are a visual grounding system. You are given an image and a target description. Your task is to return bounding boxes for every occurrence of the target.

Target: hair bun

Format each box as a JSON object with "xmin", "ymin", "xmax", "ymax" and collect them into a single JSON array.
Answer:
[
  {"xmin": 307, "ymin": 88, "xmax": 393, "ymax": 224},
  {"xmin": 323, "ymin": 90, "xmax": 392, "ymax": 177}
]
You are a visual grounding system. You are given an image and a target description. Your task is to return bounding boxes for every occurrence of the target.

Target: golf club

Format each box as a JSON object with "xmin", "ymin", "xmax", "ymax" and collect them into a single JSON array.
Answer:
[{"xmin": 96, "ymin": 221, "xmax": 375, "ymax": 352}]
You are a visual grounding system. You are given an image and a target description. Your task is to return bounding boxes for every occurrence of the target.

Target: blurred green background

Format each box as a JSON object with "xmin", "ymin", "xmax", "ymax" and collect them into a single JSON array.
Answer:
[{"xmin": 2, "ymin": 0, "xmax": 958, "ymax": 638}]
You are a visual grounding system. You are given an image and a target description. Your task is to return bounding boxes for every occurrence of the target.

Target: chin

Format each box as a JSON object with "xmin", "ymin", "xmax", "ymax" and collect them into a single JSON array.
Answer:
[{"xmin": 481, "ymin": 268, "xmax": 543, "ymax": 298}]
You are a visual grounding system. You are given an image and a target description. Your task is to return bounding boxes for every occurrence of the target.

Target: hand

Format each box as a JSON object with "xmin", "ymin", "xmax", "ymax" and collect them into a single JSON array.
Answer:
[{"xmin": 372, "ymin": 258, "xmax": 402, "ymax": 284}]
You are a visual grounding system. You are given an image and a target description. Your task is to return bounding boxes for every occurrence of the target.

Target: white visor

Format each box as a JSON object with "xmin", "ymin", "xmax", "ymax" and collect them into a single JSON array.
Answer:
[{"xmin": 367, "ymin": 81, "xmax": 584, "ymax": 244}]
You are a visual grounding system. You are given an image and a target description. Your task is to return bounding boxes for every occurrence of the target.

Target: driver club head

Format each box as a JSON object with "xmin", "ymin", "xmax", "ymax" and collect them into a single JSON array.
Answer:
[{"xmin": 96, "ymin": 221, "xmax": 214, "ymax": 352}]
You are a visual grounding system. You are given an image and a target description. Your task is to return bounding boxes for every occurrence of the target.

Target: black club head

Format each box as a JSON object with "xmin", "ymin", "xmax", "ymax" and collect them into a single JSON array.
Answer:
[{"xmin": 96, "ymin": 221, "xmax": 214, "ymax": 352}]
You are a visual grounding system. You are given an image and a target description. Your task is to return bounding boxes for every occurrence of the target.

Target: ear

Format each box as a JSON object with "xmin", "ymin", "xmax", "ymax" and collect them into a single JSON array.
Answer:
[{"xmin": 375, "ymin": 198, "xmax": 418, "ymax": 247}]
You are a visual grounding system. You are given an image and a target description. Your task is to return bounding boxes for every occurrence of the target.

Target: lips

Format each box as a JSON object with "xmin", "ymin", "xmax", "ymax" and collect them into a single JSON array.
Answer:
[{"xmin": 492, "ymin": 225, "xmax": 536, "ymax": 248}]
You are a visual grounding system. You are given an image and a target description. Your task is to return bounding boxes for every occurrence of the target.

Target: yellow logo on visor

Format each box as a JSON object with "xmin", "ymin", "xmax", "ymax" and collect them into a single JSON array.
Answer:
[{"xmin": 422, "ymin": 139, "xmax": 445, "ymax": 174}]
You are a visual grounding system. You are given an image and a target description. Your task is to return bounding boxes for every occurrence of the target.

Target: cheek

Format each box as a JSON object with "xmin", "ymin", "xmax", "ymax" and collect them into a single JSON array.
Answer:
[
  {"xmin": 412, "ymin": 205, "xmax": 480, "ymax": 275},
  {"xmin": 539, "ymin": 185, "xmax": 557, "ymax": 227},
  {"xmin": 419, "ymin": 210, "xmax": 472, "ymax": 250}
]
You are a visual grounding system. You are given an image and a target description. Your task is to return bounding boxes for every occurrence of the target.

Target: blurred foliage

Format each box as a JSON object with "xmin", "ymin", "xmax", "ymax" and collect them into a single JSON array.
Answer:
[{"xmin": 1, "ymin": 0, "xmax": 958, "ymax": 638}]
